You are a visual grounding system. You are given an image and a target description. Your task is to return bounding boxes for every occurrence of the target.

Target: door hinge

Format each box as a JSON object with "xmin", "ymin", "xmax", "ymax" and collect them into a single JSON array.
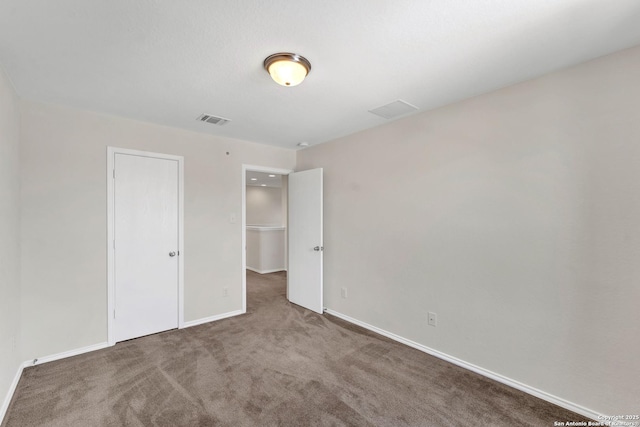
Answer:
[
  {"xmin": 113, "ymin": 309, "xmax": 116, "ymax": 319},
  {"xmin": 177, "ymin": 251, "xmax": 180, "ymax": 256},
  {"xmin": 112, "ymin": 169, "xmax": 115, "ymax": 179}
]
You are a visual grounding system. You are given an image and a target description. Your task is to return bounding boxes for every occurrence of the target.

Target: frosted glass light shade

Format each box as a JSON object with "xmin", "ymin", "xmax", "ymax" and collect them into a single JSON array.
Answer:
[
  {"xmin": 267, "ymin": 60, "xmax": 307, "ymax": 86},
  {"xmin": 264, "ymin": 53, "xmax": 311, "ymax": 87}
]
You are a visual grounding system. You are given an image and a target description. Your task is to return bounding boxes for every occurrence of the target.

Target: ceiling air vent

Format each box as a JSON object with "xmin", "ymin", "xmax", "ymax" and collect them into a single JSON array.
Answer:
[
  {"xmin": 196, "ymin": 114, "xmax": 231, "ymax": 126},
  {"xmin": 368, "ymin": 100, "xmax": 419, "ymax": 120}
]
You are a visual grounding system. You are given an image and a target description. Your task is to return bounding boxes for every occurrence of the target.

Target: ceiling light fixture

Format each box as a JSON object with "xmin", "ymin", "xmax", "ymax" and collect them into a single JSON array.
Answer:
[
  {"xmin": 264, "ymin": 53, "xmax": 311, "ymax": 87},
  {"xmin": 268, "ymin": 174, "xmax": 276, "ymax": 178},
  {"xmin": 250, "ymin": 178, "xmax": 257, "ymax": 181}
]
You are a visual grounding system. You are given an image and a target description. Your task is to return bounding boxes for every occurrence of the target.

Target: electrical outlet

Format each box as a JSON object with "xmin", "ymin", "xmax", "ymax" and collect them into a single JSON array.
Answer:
[
  {"xmin": 428, "ymin": 312, "xmax": 437, "ymax": 327},
  {"xmin": 223, "ymin": 287, "xmax": 229, "ymax": 297},
  {"xmin": 341, "ymin": 287, "xmax": 348, "ymax": 299}
]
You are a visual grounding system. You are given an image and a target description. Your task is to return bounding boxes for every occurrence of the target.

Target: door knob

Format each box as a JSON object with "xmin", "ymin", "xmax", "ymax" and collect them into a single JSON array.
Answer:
[
  {"xmin": 313, "ymin": 246, "xmax": 323, "ymax": 251},
  {"xmin": 169, "ymin": 251, "xmax": 176, "ymax": 257}
]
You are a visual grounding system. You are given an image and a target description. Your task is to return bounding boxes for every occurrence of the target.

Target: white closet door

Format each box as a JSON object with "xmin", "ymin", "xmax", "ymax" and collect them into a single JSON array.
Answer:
[{"xmin": 114, "ymin": 153, "xmax": 179, "ymax": 342}]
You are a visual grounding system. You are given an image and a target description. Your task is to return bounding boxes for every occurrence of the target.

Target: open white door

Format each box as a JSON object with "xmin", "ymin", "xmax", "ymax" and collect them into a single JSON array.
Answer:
[{"xmin": 288, "ymin": 168, "xmax": 323, "ymax": 314}]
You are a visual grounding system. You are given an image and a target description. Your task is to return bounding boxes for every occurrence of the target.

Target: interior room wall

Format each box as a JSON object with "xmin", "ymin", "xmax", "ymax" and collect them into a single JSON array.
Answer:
[
  {"xmin": 0, "ymin": 66, "xmax": 21, "ymax": 413},
  {"xmin": 19, "ymin": 100, "xmax": 295, "ymax": 361},
  {"xmin": 296, "ymin": 45, "xmax": 640, "ymax": 415},
  {"xmin": 246, "ymin": 186, "xmax": 282, "ymax": 226}
]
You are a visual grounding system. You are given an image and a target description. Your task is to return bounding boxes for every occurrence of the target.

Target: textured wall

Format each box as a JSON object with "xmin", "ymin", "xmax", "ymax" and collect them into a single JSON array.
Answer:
[
  {"xmin": 19, "ymin": 100, "xmax": 295, "ymax": 361},
  {"xmin": 0, "ymin": 66, "xmax": 21, "ymax": 414},
  {"xmin": 297, "ymin": 46, "xmax": 640, "ymax": 415}
]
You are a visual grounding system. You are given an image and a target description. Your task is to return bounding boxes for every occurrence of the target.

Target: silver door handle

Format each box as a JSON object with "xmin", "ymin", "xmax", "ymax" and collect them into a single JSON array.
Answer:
[
  {"xmin": 169, "ymin": 251, "xmax": 176, "ymax": 257},
  {"xmin": 313, "ymin": 246, "xmax": 323, "ymax": 251}
]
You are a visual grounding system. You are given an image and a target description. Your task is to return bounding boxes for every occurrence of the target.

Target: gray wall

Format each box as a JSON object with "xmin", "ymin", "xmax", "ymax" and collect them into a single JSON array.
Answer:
[
  {"xmin": 0, "ymin": 67, "xmax": 21, "ymax": 411},
  {"xmin": 19, "ymin": 100, "xmax": 295, "ymax": 361},
  {"xmin": 297, "ymin": 46, "xmax": 640, "ymax": 415}
]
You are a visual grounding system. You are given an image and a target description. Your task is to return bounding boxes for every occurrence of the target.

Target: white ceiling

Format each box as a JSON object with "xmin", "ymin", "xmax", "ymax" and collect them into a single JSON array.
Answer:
[
  {"xmin": 247, "ymin": 171, "xmax": 282, "ymax": 188},
  {"xmin": 1, "ymin": 1, "xmax": 640, "ymax": 150}
]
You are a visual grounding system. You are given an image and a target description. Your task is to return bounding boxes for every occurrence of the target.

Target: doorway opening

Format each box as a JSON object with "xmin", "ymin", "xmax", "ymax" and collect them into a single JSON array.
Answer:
[
  {"xmin": 241, "ymin": 165, "xmax": 293, "ymax": 313},
  {"xmin": 246, "ymin": 171, "xmax": 288, "ymax": 274}
]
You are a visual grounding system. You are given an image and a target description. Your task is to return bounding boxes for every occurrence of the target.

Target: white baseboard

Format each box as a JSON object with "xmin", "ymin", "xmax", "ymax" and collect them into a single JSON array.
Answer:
[
  {"xmin": 0, "ymin": 362, "xmax": 25, "ymax": 424},
  {"xmin": 30, "ymin": 342, "xmax": 111, "ymax": 366},
  {"xmin": 181, "ymin": 309, "xmax": 244, "ymax": 328},
  {"xmin": 246, "ymin": 266, "xmax": 286, "ymax": 274},
  {"xmin": 324, "ymin": 308, "xmax": 604, "ymax": 421}
]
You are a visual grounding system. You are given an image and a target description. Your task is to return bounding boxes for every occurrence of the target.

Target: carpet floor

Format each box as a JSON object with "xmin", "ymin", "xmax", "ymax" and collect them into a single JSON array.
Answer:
[{"xmin": 3, "ymin": 271, "xmax": 587, "ymax": 426}]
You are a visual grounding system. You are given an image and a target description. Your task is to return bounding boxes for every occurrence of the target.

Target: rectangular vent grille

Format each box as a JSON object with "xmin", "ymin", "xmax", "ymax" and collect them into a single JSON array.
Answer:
[
  {"xmin": 197, "ymin": 114, "xmax": 231, "ymax": 126},
  {"xmin": 368, "ymin": 100, "xmax": 419, "ymax": 120}
]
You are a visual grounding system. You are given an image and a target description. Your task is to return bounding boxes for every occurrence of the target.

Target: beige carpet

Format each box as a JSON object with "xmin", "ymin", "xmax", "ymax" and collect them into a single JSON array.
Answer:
[{"xmin": 3, "ymin": 271, "xmax": 587, "ymax": 426}]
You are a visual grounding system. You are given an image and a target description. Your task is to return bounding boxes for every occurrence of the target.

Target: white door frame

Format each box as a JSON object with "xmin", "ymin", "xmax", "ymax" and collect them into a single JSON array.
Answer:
[
  {"xmin": 107, "ymin": 147, "xmax": 185, "ymax": 346},
  {"xmin": 242, "ymin": 164, "xmax": 294, "ymax": 313}
]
